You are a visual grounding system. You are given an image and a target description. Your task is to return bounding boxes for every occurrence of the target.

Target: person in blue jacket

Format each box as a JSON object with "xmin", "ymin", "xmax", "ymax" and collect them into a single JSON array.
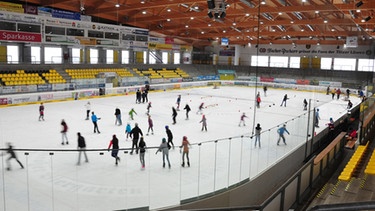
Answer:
[
  {"xmin": 277, "ymin": 124, "xmax": 290, "ymax": 145},
  {"xmin": 125, "ymin": 123, "xmax": 132, "ymax": 140},
  {"xmin": 91, "ymin": 111, "xmax": 100, "ymax": 134}
]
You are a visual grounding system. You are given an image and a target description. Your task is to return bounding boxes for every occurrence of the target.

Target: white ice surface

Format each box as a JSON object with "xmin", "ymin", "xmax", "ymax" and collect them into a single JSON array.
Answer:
[{"xmin": 0, "ymin": 86, "xmax": 361, "ymax": 211}]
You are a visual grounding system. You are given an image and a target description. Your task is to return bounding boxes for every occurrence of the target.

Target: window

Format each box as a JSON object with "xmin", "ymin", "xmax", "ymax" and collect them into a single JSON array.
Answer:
[
  {"xmin": 162, "ymin": 52, "xmax": 168, "ymax": 64},
  {"xmin": 136, "ymin": 35, "xmax": 148, "ymax": 41},
  {"xmin": 71, "ymin": 48, "xmax": 81, "ymax": 64},
  {"xmin": 67, "ymin": 28, "xmax": 84, "ymax": 36},
  {"xmin": 251, "ymin": 55, "xmax": 268, "ymax": 67},
  {"xmin": 44, "ymin": 46, "xmax": 62, "ymax": 64},
  {"xmin": 270, "ymin": 56, "xmax": 288, "ymax": 68},
  {"xmin": 0, "ymin": 21, "xmax": 16, "ymax": 31},
  {"xmin": 122, "ymin": 34, "xmax": 135, "ymax": 41},
  {"xmin": 121, "ymin": 50, "xmax": 129, "ymax": 64},
  {"xmin": 321, "ymin": 58, "xmax": 332, "ymax": 70},
  {"xmin": 106, "ymin": 49, "xmax": 114, "ymax": 64},
  {"xmin": 45, "ymin": 26, "xmax": 65, "ymax": 35},
  {"xmin": 289, "ymin": 57, "xmax": 300, "ymax": 68},
  {"xmin": 7, "ymin": 45, "xmax": 19, "ymax": 64},
  {"xmin": 31, "ymin": 46, "xmax": 41, "ymax": 64},
  {"xmin": 18, "ymin": 23, "xmax": 40, "ymax": 33},
  {"xmin": 174, "ymin": 52, "xmax": 180, "ymax": 64},
  {"xmin": 148, "ymin": 51, "xmax": 156, "ymax": 64},
  {"xmin": 105, "ymin": 32, "xmax": 119, "ymax": 40},
  {"xmin": 358, "ymin": 59, "xmax": 374, "ymax": 72},
  {"xmin": 333, "ymin": 58, "xmax": 356, "ymax": 71},
  {"xmin": 90, "ymin": 48, "xmax": 98, "ymax": 64},
  {"xmin": 88, "ymin": 30, "xmax": 103, "ymax": 38}
]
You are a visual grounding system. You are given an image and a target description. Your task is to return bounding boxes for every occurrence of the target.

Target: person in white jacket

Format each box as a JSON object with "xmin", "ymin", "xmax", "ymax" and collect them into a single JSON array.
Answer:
[{"xmin": 156, "ymin": 138, "xmax": 171, "ymax": 168}]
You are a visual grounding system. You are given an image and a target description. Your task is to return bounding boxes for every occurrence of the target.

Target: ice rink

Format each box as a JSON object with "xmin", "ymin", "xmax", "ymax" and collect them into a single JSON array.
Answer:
[{"xmin": 0, "ymin": 85, "xmax": 361, "ymax": 211}]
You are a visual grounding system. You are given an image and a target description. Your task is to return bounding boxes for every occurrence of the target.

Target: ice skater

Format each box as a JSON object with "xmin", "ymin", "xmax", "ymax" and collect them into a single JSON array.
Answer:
[
  {"xmin": 336, "ymin": 88, "xmax": 341, "ymax": 100},
  {"xmin": 184, "ymin": 103, "xmax": 191, "ymax": 120},
  {"xmin": 346, "ymin": 88, "xmax": 350, "ymax": 99},
  {"xmin": 315, "ymin": 108, "xmax": 321, "ymax": 127},
  {"xmin": 108, "ymin": 134, "xmax": 120, "ymax": 165},
  {"xmin": 125, "ymin": 123, "xmax": 132, "ymax": 140},
  {"xmin": 84, "ymin": 101, "xmax": 91, "ymax": 120},
  {"xmin": 146, "ymin": 115, "xmax": 154, "ymax": 135},
  {"xmin": 347, "ymin": 100, "xmax": 353, "ymax": 110},
  {"xmin": 277, "ymin": 124, "xmax": 290, "ymax": 145},
  {"xmin": 303, "ymin": 99, "xmax": 308, "ymax": 111},
  {"xmin": 114, "ymin": 107, "xmax": 122, "ymax": 126},
  {"xmin": 172, "ymin": 106, "xmax": 178, "ymax": 124},
  {"xmin": 239, "ymin": 113, "xmax": 248, "ymax": 126},
  {"xmin": 280, "ymin": 94, "xmax": 288, "ymax": 107},
  {"xmin": 142, "ymin": 90, "xmax": 147, "ymax": 103},
  {"xmin": 180, "ymin": 136, "xmax": 191, "ymax": 167},
  {"xmin": 200, "ymin": 114, "xmax": 207, "ymax": 131},
  {"xmin": 146, "ymin": 102, "xmax": 152, "ymax": 115},
  {"xmin": 77, "ymin": 132, "xmax": 88, "ymax": 165},
  {"xmin": 91, "ymin": 112, "xmax": 101, "ymax": 133},
  {"xmin": 130, "ymin": 123, "xmax": 143, "ymax": 154},
  {"xmin": 254, "ymin": 123, "xmax": 262, "ymax": 148},
  {"xmin": 176, "ymin": 95, "xmax": 181, "ymax": 110},
  {"xmin": 129, "ymin": 108, "xmax": 137, "ymax": 120},
  {"xmin": 197, "ymin": 102, "xmax": 204, "ymax": 114},
  {"xmin": 327, "ymin": 117, "xmax": 335, "ymax": 130},
  {"xmin": 2, "ymin": 142, "xmax": 24, "ymax": 171},
  {"xmin": 331, "ymin": 88, "xmax": 336, "ymax": 99},
  {"xmin": 326, "ymin": 86, "xmax": 330, "ymax": 95},
  {"xmin": 39, "ymin": 102, "xmax": 45, "ymax": 121},
  {"xmin": 263, "ymin": 85, "xmax": 267, "ymax": 97},
  {"xmin": 136, "ymin": 89, "xmax": 142, "ymax": 104},
  {"xmin": 155, "ymin": 138, "xmax": 171, "ymax": 168},
  {"xmin": 61, "ymin": 119, "xmax": 69, "ymax": 145},
  {"xmin": 139, "ymin": 136, "xmax": 146, "ymax": 169},
  {"xmin": 165, "ymin": 125, "xmax": 174, "ymax": 149},
  {"xmin": 256, "ymin": 92, "xmax": 261, "ymax": 108}
]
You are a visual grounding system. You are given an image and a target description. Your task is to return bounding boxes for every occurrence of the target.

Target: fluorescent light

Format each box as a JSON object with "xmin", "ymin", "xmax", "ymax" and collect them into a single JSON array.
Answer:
[{"xmin": 115, "ymin": 3, "xmax": 120, "ymax": 7}]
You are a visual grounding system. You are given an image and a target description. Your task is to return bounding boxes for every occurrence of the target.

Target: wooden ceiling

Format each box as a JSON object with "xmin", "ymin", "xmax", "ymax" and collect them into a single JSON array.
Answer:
[{"xmin": 17, "ymin": 0, "xmax": 375, "ymax": 47}]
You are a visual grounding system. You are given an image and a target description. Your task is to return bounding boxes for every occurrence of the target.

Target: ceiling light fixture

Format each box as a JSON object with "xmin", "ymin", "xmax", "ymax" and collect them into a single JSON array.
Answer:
[
  {"xmin": 115, "ymin": 3, "xmax": 120, "ymax": 7},
  {"xmin": 323, "ymin": 19, "xmax": 328, "ymax": 23},
  {"xmin": 261, "ymin": 0, "xmax": 266, "ymax": 5},
  {"xmin": 142, "ymin": 11, "xmax": 146, "ymax": 14}
]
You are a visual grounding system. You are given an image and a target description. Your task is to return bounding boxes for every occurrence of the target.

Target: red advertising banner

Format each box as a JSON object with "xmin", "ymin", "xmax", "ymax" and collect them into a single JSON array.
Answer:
[
  {"xmin": 260, "ymin": 77, "xmax": 274, "ymax": 82},
  {"xmin": 0, "ymin": 98, "xmax": 9, "ymax": 105},
  {"xmin": 0, "ymin": 30, "xmax": 41, "ymax": 42},
  {"xmin": 296, "ymin": 79, "xmax": 310, "ymax": 85}
]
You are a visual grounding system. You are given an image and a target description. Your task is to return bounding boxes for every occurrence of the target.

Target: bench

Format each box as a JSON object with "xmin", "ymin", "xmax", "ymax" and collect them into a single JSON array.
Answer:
[
  {"xmin": 314, "ymin": 132, "xmax": 347, "ymax": 165},
  {"xmin": 345, "ymin": 137, "xmax": 357, "ymax": 149}
]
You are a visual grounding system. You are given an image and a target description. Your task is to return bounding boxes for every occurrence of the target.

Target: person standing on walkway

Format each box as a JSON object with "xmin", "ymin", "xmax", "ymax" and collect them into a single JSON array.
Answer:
[
  {"xmin": 3, "ymin": 142, "xmax": 24, "ymax": 171},
  {"xmin": 39, "ymin": 102, "xmax": 45, "ymax": 121},
  {"xmin": 130, "ymin": 123, "xmax": 143, "ymax": 154},
  {"xmin": 91, "ymin": 112, "xmax": 101, "ymax": 133},
  {"xmin": 277, "ymin": 124, "xmax": 290, "ymax": 145},
  {"xmin": 255, "ymin": 123, "xmax": 262, "ymax": 148},
  {"xmin": 61, "ymin": 119, "xmax": 69, "ymax": 145},
  {"xmin": 180, "ymin": 136, "xmax": 191, "ymax": 167},
  {"xmin": 77, "ymin": 132, "xmax": 88, "ymax": 165},
  {"xmin": 108, "ymin": 134, "xmax": 120, "ymax": 165},
  {"xmin": 155, "ymin": 138, "xmax": 171, "ymax": 168},
  {"xmin": 84, "ymin": 101, "xmax": 91, "ymax": 120},
  {"xmin": 114, "ymin": 107, "xmax": 122, "ymax": 126}
]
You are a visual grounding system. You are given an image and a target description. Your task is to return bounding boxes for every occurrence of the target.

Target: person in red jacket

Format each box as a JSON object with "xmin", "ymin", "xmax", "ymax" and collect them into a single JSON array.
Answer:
[
  {"xmin": 61, "ymin": 119, "xmax": 69, "ymax": 145},
  {"xmin": 108, "ymin": 134, "xmax": 120, "ymax": 165}
]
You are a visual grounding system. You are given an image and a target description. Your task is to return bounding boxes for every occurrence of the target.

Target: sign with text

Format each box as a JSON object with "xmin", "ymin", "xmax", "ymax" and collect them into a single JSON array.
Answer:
[{"xmin": 0, "ymin": 30, "xmax": 41, "ymax": 42}]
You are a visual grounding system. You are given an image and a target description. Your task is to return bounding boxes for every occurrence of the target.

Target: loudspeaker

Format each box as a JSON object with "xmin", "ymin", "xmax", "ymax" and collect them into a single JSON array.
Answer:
[
  {"xmin": 364, "ymin": 16, "xmax": 371, "ymax": 22},
  {"xmin": 214, "ymin": 12, "xmax": 220, "ymax": 19},
  {"xmin": 207, "ymin": 0, "xmax": 215, "ymax": 9},
  {"xmin": 208, "ymin": 12, "xmax": 213, "ymax": 18},
  {"xmin": 356, "ymin": 1, "xmax": 363, "ymax": 8},
  {"xmin": 221, "ymin": 11, "xmax": 226, "ymax": 18}
]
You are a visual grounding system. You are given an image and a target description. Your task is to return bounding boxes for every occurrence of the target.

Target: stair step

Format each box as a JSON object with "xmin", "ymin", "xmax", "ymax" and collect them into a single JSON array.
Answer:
[{"xmin": 345, "ymin": 178, "xmax": 362, "ymax": 194}]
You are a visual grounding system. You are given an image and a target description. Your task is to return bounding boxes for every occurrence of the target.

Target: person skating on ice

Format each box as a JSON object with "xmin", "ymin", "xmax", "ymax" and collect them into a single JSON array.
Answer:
[
  {"xmin": 2, "ymin": 142, "xmax": 24, "ymax": 171},
  {"xmin": 61, "ymin": 119, "xmax": 69, "ymax": 145},
  {"xmin": 315, "ymin": 108, "xmax": 321, "ymax": 127},
  {"xmin": 146, "ymin": 102, "xmax": 152, "ymax": 115},
  {"xmin": 136, "ymin": 89, "xmax": 142, "ymax": 104},
  {"xmin": 84, "ymin": 101, "xmax": 91, "ymax": 120},
  {"xmin": 146, "ymin": 115, "xmax": 154, "ymax": 135},
  {"xmin": 347, "ymin": 100, "xmax": 353, "ymax": 110},
  {"xmin": 239, "ymin": 113, "xmax": 248, "ymax": 126},
  {"xmin": 129, "ymin": 108, "xmax": 137, "ymax": 120},
  {"xmin": 346, "ymin": 88, "xmax": 350, "ymax": 99},
  {"xmin": 263, "ymin": 85, "xmax": 267, "ymax": 97},
  {"xmin": 114, "ymin": 107, "xmax": 122, "ymax": 126},
  {"xmin": 331, "ymin": 88, "xmax": 336, "ymax": 99},
  {"xmin": 256, "ymin": 92, "xmax": 261, "ymax": 108},
  {"xmin": 142, "ymin": 90, "xmax": 147, "ymax": 103},
  {"xmin": 200, "ymin": 114, "xmax": 207, "ymax": 131},
  {"xmin": 180, "ymin": 136, "xmax": 191, "ymax": 167},
  {"xmin": 130, "ymin": 123, "xmax": 143, "ymax": 154},
  {"xmin": 303, "ymin": 99, "xmax": 308, "ymax": 110},
  {"xmin": 277, "ymin": 124, "xmax": 290, "ymax": 145},
  {"xmin": 176, "ymin": 95, "xmax": 181, "ymax": 111},
  {"xmin": 77, "ymin": 132, "xmax": 88, "ymax": 165},
  {"xmin": 280, "ymin": 94, "xmax": 288, "ymax": 107},
  {"xmin": 139, "ymin": 136, "xmax": 146, "ymax": 169},
  {"xmin": 108, "ymin": 134, "xmax": 120, "ymax": 165},
  {"xmin": 183, "ymin": 103, "xmax": 191, "ymax": 120},
  {"xmin": 336, "ymin": 88, "xmax": 341, "ymax": 100},
  {"xmin": 165, "ymin": 125, "xmax": 174, "ymax": 149},
  {"xmin": 255, "ymin": 123, "xmax": 262, "ymax": 148},
  {"xmin": 91, "ymin": 112, "xmax": 101, "ymax": 133},
  {"xmin": 155, "ymin": 138, "xmax": 171, "ymax": 168},
  {"xmin": 125, "ymin": 123, "xmax": 132, "ymax": 140},
  {"xmin": 172, "ymin": 106, "xmax": 178, "ymax": 124},
  {"xmin": 39, "ymin": 102, "xmax": 45, "ymax": 121},
  {"xmin": 197, "ymin": 102, "xmax": 204, "ymax": 114}
]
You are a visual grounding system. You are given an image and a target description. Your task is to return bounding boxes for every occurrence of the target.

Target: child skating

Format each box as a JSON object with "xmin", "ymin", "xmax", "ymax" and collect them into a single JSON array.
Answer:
[
  {"xmin": 129, "ymin": 108, "xmax": 137, "ymax": 120},
  {"xmin": 239, "ymin": 113, "xmax": 248, "ymax": 127}
]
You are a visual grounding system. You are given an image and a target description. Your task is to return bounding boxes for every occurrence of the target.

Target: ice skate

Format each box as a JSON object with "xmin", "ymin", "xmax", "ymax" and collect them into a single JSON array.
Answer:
[
  {"xmin": 187, "ymin": 162, "xmax": 190, "ymax": 167},
  {"xmin": 182, "ymin": 162, "xmax": 185, "ymax": 167}
]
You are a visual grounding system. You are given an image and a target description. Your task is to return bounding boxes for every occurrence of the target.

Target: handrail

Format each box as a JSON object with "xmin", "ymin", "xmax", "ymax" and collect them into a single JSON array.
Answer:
[{"xmin": 308, "ymin": 201, "xmax": 375, "ymax": 211}]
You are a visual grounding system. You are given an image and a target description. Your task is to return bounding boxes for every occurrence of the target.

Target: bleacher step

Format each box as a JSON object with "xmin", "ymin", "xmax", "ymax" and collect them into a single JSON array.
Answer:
[{"xmin": 345, "ymin": 178, "xmax": 362, "ymax": 194}]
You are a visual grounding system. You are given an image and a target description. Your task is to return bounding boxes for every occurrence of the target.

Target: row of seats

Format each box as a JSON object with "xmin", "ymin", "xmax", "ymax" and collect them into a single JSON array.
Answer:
[
  {"xmin": 338, "ymin": 142, "xmax": 369, "ymax": 181},
  {"xmin": 134, "ymin": 67, "xmax": 190, "ymax": 79},
  {"xmin": 364, "ymin": 149, "xmax": 375, "ymax": 175},
  {"xmin": 66, "ymin": 68, "xmax": 133, "ymax": 79},
  {"xmin": 43, "ymin": 69, "xmax": 66, "ymax": 84},
  {"xmin": 0, "ymin": 69, "xmax": 46, "ymax": 86}
]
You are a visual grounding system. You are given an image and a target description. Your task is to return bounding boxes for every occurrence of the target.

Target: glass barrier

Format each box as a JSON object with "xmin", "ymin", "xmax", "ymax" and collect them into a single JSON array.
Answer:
[{"xmin": 0, "ymin": 110, "xmax": 315, "ymax": 210}]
